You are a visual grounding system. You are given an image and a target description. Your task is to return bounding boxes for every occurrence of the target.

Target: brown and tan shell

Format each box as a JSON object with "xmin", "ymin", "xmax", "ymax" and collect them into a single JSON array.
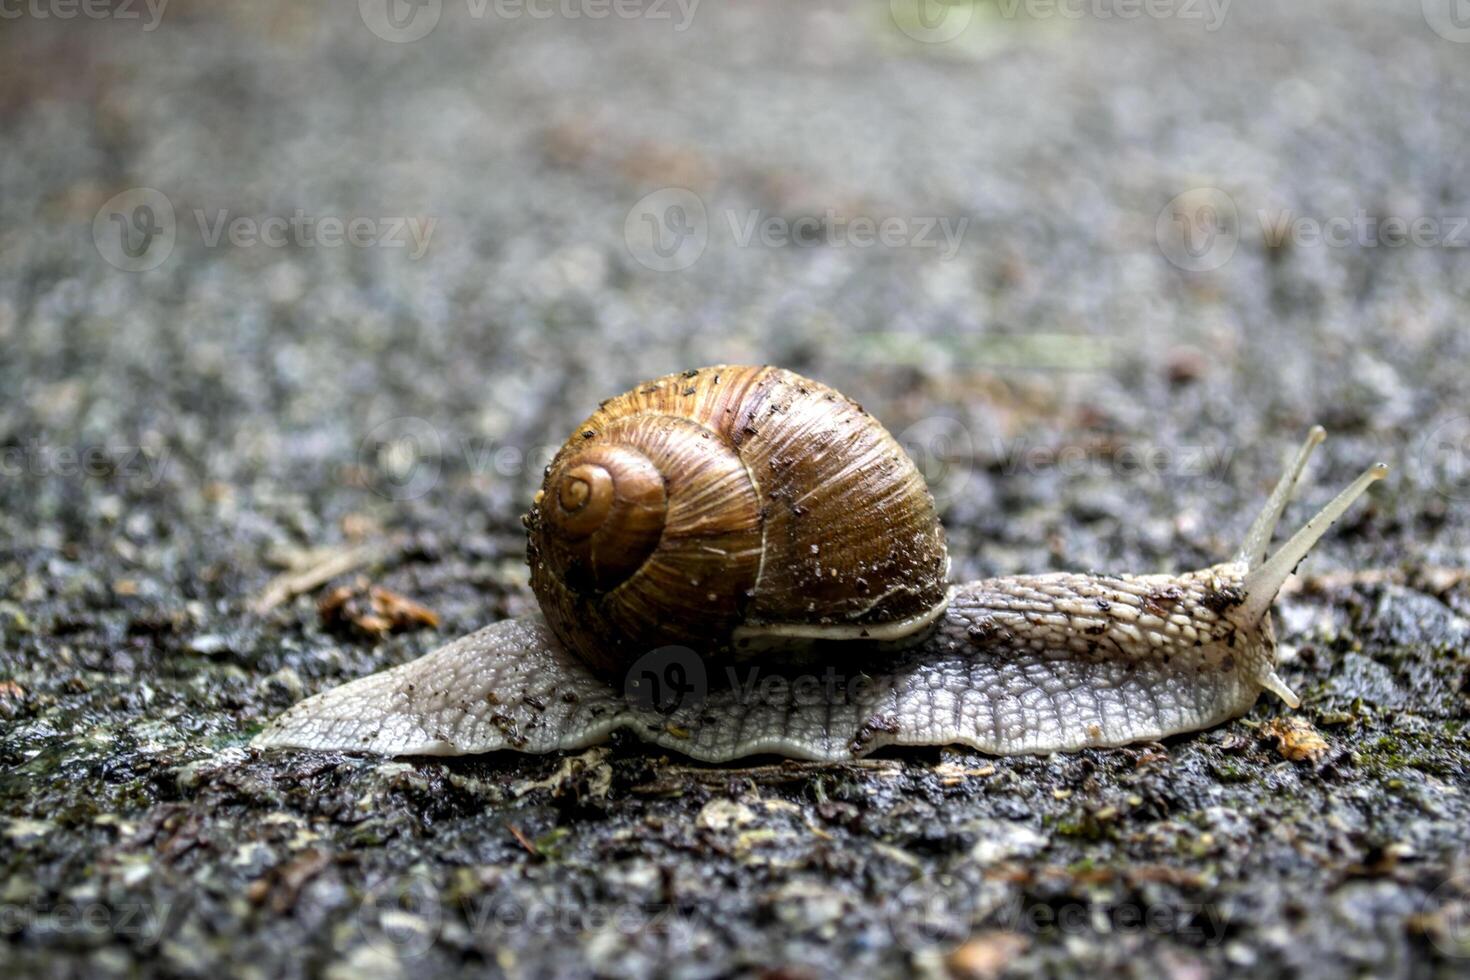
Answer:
[{"xmin": 523, "ymin": 365, "xmax": 950, "ymax": 675}]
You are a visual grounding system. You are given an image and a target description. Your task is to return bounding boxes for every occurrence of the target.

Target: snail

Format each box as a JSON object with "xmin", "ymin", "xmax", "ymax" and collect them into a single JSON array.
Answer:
[{"xmin": 253, "ymin": 365, "xmax": 1387, "ymax": 762}]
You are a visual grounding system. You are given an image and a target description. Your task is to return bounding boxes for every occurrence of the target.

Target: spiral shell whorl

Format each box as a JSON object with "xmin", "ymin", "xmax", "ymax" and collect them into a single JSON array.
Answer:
[
  {"xmin": 538, "ymin": 443, "xmax": 667, "ymax": 593},
  {"xmin": 528, "ymin": 409, "xmax": 765, "ymax": 674}
]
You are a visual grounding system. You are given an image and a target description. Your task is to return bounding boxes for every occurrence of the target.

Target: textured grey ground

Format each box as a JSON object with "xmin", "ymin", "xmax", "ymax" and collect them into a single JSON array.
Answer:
[{"xmin": 2, "ymin": 1, "xmax": 1469, "ymax": 977}]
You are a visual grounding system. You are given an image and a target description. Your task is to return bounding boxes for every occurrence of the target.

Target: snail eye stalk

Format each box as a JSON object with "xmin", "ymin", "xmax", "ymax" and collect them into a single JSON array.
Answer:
[
  {"xmin": 1240, "ymin": 455, "xmax": 1389, "ymax": 628},
  {"xmin": 1236, "ymin": 425, "xmax": 1325, "ymax": 570}
]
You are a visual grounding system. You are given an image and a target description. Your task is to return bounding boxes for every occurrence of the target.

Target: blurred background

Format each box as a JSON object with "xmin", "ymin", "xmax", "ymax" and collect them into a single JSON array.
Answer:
[
  {"xmin": 3, "ymin": 0, "xmax": 1467, "ymax": 585},
  {"xmin": 3, "ymin": 1, "xmax": 1470, "ymax": 976}
]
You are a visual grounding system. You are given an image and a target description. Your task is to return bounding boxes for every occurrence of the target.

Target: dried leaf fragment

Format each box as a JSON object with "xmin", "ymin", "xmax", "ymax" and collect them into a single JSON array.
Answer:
[
  {"xmin": 318, "ymin": 577, "xmax": 439, "ymax": 638},
  {"xmin": 1263, "ymin": 717, "xmax": 1330, "ymax": 763},
  {"xmin": 947, "ymin": 930, "xmax": 1030, "ymax": 979}
]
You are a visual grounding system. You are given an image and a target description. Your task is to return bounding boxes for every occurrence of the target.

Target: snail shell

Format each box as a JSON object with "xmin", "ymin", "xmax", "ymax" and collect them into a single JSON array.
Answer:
[
  {"xmin": 253, "ymin": 371, "xmax": 1387, "ymax": 762},
  {"xmin": 525, "ymin": 366, "xmax": 950, "ymax": 674}
]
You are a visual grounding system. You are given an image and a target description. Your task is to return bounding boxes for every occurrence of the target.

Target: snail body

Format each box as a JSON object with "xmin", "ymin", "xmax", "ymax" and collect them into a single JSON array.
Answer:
[{"xmin": 254, "ymin": 367, "xmax": 1386, "ymax": 762}]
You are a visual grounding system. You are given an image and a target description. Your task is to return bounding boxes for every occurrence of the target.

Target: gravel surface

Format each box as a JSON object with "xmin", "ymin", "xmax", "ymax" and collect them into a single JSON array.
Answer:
[{"xmin": 2, "ymin": 1, "xmax": 1469, "ymax": 977}]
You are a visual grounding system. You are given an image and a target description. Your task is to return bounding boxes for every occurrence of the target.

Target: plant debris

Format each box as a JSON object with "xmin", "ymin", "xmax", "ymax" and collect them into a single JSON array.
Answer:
[
  {"xmin": 1263, "ymin": 717, "xmax": 1332, "ymax": 764},
  {"xmin": 317, "ymin": 577, "xmax": 441, "ymax": 638}
]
